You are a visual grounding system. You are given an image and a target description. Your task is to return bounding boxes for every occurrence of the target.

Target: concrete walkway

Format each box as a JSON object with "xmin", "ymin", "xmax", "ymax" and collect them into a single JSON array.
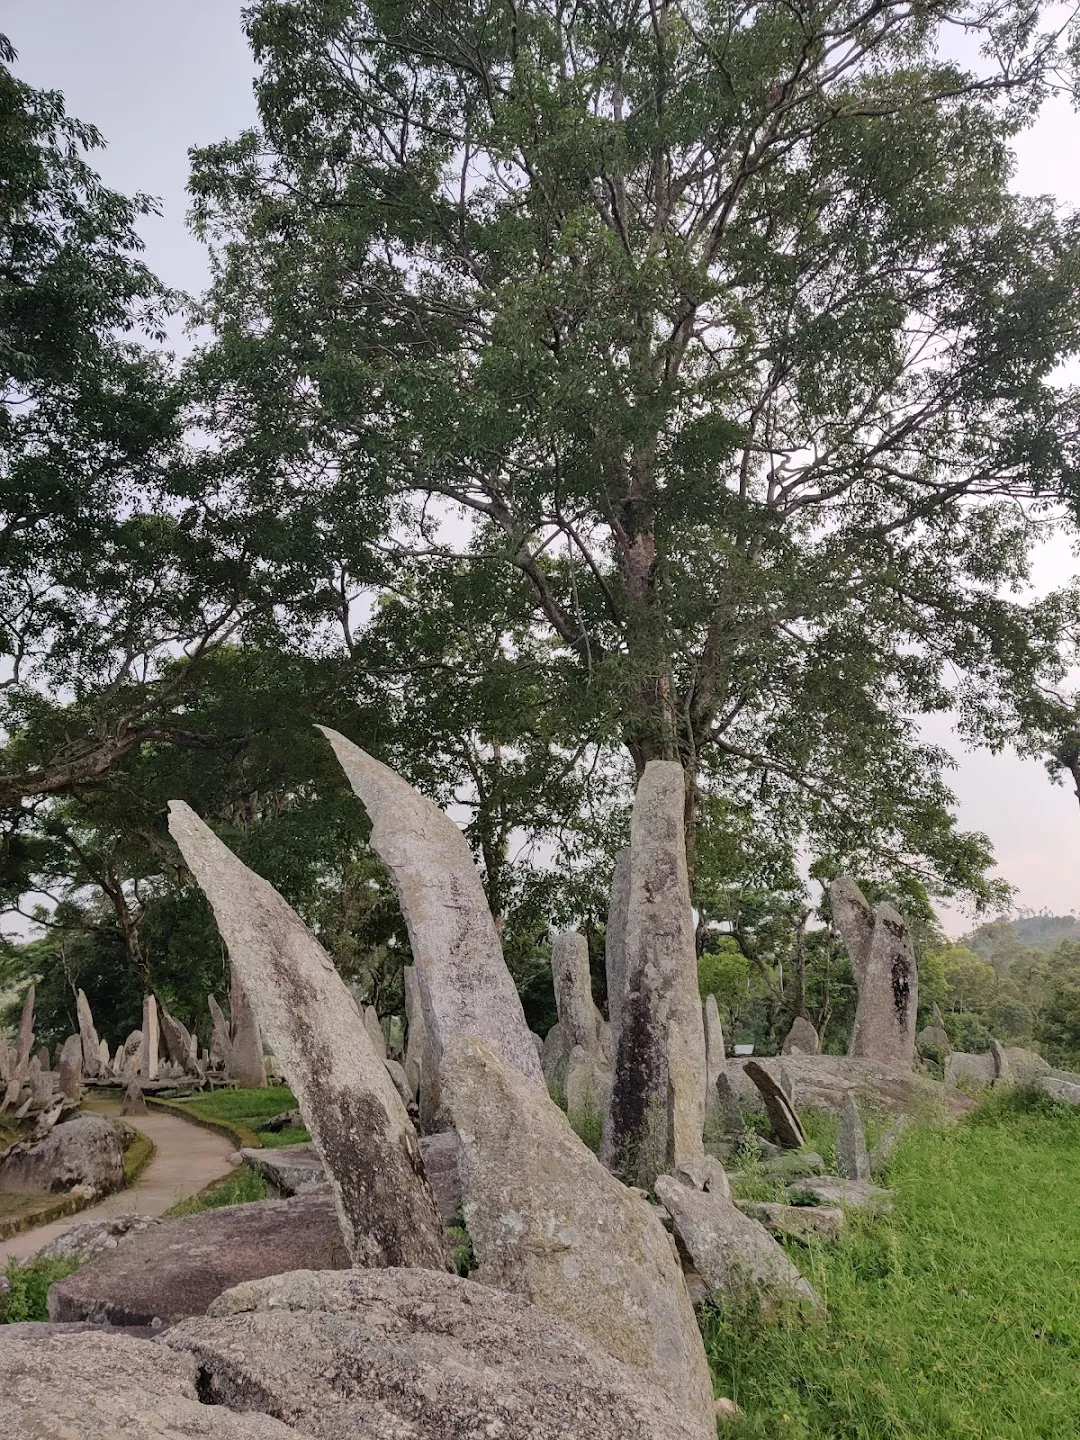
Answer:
[{"xmin": 0, "ymin": 1100, "xmax": 237, "ymax": 1265}]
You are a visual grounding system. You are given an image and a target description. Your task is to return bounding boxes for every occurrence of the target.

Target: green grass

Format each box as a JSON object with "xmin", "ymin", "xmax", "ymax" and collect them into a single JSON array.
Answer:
[
  {"xmin": 704, "ymin": 1088, "xmax": 1080, "ymax": 1438},
  {"xmin": 1, "ymin": 1255, "xmax": 80, "ymax": 1323},
  {"xmin": 169, "ymin": 1087, "xmax": 311, "ymax": 1149},
  {"xmin": 164, "ymin": 1163, "xmax": 268, "ymax": 1218}
]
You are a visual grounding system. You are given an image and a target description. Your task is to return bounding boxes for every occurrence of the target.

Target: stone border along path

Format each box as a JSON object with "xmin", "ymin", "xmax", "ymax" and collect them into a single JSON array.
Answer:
[{"xmin": 0, "ymin": 1097, "xmax": 237, "ymax": 1266}]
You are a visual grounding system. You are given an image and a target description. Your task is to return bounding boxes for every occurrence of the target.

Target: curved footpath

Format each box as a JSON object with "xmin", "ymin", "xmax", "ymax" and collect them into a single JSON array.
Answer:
[{"xmin": 0, "ymin": 1099, "xmax": 237, "ymax": 1266}]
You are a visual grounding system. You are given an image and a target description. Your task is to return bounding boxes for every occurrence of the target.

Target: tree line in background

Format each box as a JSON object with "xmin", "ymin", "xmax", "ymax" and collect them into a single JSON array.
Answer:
[{"xmin": 4, "ymin": 1, "xmax": 1080, "ymax": 1062}]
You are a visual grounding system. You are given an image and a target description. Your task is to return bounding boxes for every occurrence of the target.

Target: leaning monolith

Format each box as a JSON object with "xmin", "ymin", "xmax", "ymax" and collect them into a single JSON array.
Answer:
[
  {"xmin": 229, "ymin": 969, "xmax": 267, "ymax": 1089},
  {"xmin": 76, "ymin": 989, "xmax": 100, "ymax": 1079},
  {"xmin": 316, "ymin": 728, "xmax": 545, "ymax": 1119},
  {"xmin": 168, "ymin": 800, "xmax": 450, "ymax": 1271},
  {"xmin": 833, "ymin": 878, "xmax": 919, "ymax": 1065},
  {"xmin": 602, "ymin": 762, "xmax": 707, "ymax": 1187}
]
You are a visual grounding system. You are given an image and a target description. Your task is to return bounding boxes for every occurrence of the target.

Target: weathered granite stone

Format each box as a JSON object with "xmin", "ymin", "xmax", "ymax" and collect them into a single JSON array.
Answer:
[
  {"xmin": 96, "ymin": 1037, "xmax": 111, "ymax": 1075},
  {"xmin": 57, "ymin": 1034, "xmax": 84, "ymax": 1101},
  {"xmin": 673, "ymin": 1153, "xmax": 731, "ymax": 1200},
  {"xmin": 165, "ymin": 1268, "xmax": 713, "ymax": 1440},
  {"xmin": 364, "ymin": 1005, "xmax": 387, "ymax": 1059},
  {"xmin": 743, "ymin": 1060, "xmax": 806, "ymax": 1148},
  {"xmin": 28, "ymin": 1057, "xmax": 53, "ymax": 1109},
  {"xmin": 735, "ymin": 1200, "xmax": 844, "ymax": 1245},
  {"xmin": 76, "ymin": 989, "xmax": 100, "ymax": 1078},
  {"xmin": 319, "ymin": 728, "xmax": 545, "ymax": 1110},
  {"xmin": 726, "ymin": 1052, "xmax": 970, "ymax": 1118},
  {"xmin": 35, "ymin": 1045, "xmax": 50, "ymax": 1071},
  {"xmin": 0, "ymin": 1114, "xmax": 127, "ymax": 1195},
  {"xmin": 158, "ymin": 1006, "xmax": 196, "ymax": 1071},
  {"xmin": 401, "ymin": 963, "xmax": 427, "ymax": 1104},
  {"xmin": 30, "ymin": 1212, "xmax": 159, "ymax": 1265},
  {"xmin": 830, "ymin": 876, "xmax": 874, "ymax": 983},
  {"xmin": 602, "ymin": 762, "xmax": 707, "ymax": 1187},
  {"xmin": 836, "ymin": 1092, "xmax": 871, "ymax": 1181},
  {"xmin": 440, "ymin": 1035, "xmax": 715, "ymax": 1433},
  {"xmin": 229, "ymin": 969, "xmax": 267, "ymax": 1089},
  {"xmin": 564, "ymin": 1041, "xmax": 612, "ymax": 1124},
  {"xmin": 418, "ymin": 1130, "xmax": 464, "ymax": 1220},
  {"xmin": 704, "ymin": 994, "xmax": 725, "ymax": 1098},
  {"xmin": 552, "ymin": 930, "xmax": 603, "ymax": 1050},
  {"xmin": 990, "ymin": 1038, "xmax": 1011, "ymax": 1081},
  {"xmin": 1003, "ymin": 1046, "xmax": 1051, "ymax": 1083},
  {"xmin": 383, "ymin": 1057, "xmax": 413, "ymax": 1108},
  {"xmin": 111, "ymin": 1043, "xmax": 125, "ymax": 1075},
  {"xmin": 655, "ymin": 1175, "xmax": 821, "ymax": 1310},
  {"xmin": 168, "ymin": 801, "xmax": 451, "ymax": 1271},
  {"xmin": 789, "ymin": 1176, "xmax": 893, "ymax": 1213},
  {"xmin": 782, "ymin": 1016, "xmax": 820, "ymax": 1056},
  {"xmin": 604, "ymin": 845, "xmax": 632, "ymax": 1043},
  {"xmin": 240, "ymin": 1144, "xmax": 327, "ymax": 1198},
  {"xmin": 540, "ymin": 1019, "xmax": 570, "ymax": 1091},
  {"xmin": 838, "ymin": 883, "xmax": 918, "ymax": 1064},
  {"xmin": 761, "ymin": 1150, "xmax": 825, "ymax": 1182},
  {"xmin": 715, "ymin": 1070, "xmax": 746, "ymax": 1138},
  {"xmin": 140, "ymin": 993, "xmax": 159, "ymax": 1081},
  {"xmin": 917, "ymin": 1022, "xmax": 951, "ymax": 1055},
  {"xmin": 121, "ymin": 1080, "xmax": 147, "ymax": 1115},
  {"xmin": 48, "ymin": 1191, "xmax": 352, "ymax": 1327},
  {"xmin": 0, "ymin": 1026, "xmax": 8, "ymax": 1083},
  {"xmin": 0, "ymin": 1331, "xmax": 305, "ymax": 1440},
  {"xmin": 209, "ymin": 992, "xmax": 232, "ymax": 1070},
  {"xmin": 947, "ymin": 1051, "xmax": 996, "ymax": 1088},
  {"xmin": 1039, "ymin": 1075, "xmax": 1080, "ymax": 1106},
  {"xmin": 3, "ymin": 985, "xmax": 35, "ymax": 1108}
]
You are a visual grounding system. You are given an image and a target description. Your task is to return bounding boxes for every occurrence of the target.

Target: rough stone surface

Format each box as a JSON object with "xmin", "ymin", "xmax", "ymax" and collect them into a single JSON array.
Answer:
[
  {"xmin": 440, "ymin": 1035, "xmax": 715, "ymax": 1434},
  {"xmin": 743, "ymin": 1060, "xmax": 806, "ymax": 1148},
  {"xmin": 917, "ymin": 1022, "xmax": 951, "ymax": 1055},
  {"xmin": 540, "ymin": 1019, "xmax": 570, "ymax": 1091},
  {"xmin": 159, "ymin": 1006, "xmax": 196, "ymax": 1071},
  {"xmin": 1039, "ymin": 1075, "xmax": 1080, "ymax": 1106},
  {"xmin": 844, "ymin": 889, "xmax": 919, "ymax": 1064},
  {"xmin": 168, "ymin": 801, "xmax": 450, "ymax": 1271},
  {"xmin": 726, "ymin": 1052, "xmax": 970, "ymax": 1118},
  {"xmin": 319, "ymin": 727, "xmax": 545, "ymax": 1114},
  {"xmin": 364, "ymin": 1005, "xmax": 387, "ymax": 1059},
  {"xmin": 164, "ymin": 1267, "xmax": 714, "ymax": 1440},
  {"xmin": 0, "ymin": 1331, "xmax": 306, "ymax": 1440},
  {"xmin": 947, "ymin": 1051, "xmax": 996, "ymax": 1088},
  {"xmin": 703, "ymin": 994, "xmax": 725, "ymax": 1098},
  {"xmin": 714, "ymin": 1071, "xmax": 746, "ymax": 1137},
  {"xmin": 3, "ymin": 985, "xmax": 35, "ymax": 1107},
  {"xmin": 140, "ymin": 994, "xmax": 159, "ymax": 1081},
  {"xmin": 990, "ymin": 1038, "xmax": 1011, "ymax": 1081},
  {"xmin": 76, "ymin": 988, "xmax": 100, "ymax": 1079},
  {"xmin": 782, "ymin": 1016, "xmax": 820, "ymax": 1056},
  {"xmin": 830, "ymin": 876, "xmax": 874, "ymax": 983},
  {"xmin": 48, "ymin": 1191, "xmax": 351, "ymax": 1327},
  {"xmin": 0, "ymin": 1027, "xmax": 8, "ymax": 1084},
  {"xmin": 604, "ymin": 846, "xmax": 632, "ymax": 1044},
  {"xmin": 240, "ymin": 1144, "xmax": 326, "ymax": 1198},
  {"xmin": 734, "ymin": 1201, "xmax": 844, "ymax": 1245},
  {"xmin": 209, "ymin": 992, "xmax": 232, "ymax": 1071},
  {"xmin": 229, "ymin": 969, "xmax": 267, "ymax": 1089},
  {"xmin": 655, "ymin": 1176, "xmax": 821, "ymax": 1310},
  {"xmin": 552, "ymin": 930, "xmax": 604, "ymax": 1050},
  {"xmin": 30, "ymin": 1212, "xmax": 159, "ymax": 1265},
  {"xmin": 603, "ymin": 762, "xmax": 707, "ymax": 1187},
  {"xmin": 789, "ymin": 1176, "xmax": 893, "ymax": 1213},
  {"xmin": 672, "ymin": 1154, "xmax": 731, "ymax": 1200},
  {"xmin": 383, "ymin": 1057, "xmax": 413, "ymax": 1108},
  {"xmin": 0, "ymin": 1114, "xmax": 127, "ymax": 1196},
  {"xmin": 97, "ymin": 1037, "xmax": 111, "ymax": 1075},
  {"xmin": 418, "ymin": 1130, "xmax": 463, "ymax": 1220},
  {"xmin": 1003, "ymin": 1046, "xmax": 1051, "ymax": 1083},
  {"xmin": 401, "ymin": 964, "xmax": 428, "ymax": 1110},
  {"xmin": 836, "ymin": 1093, "xmax": 871, "ymax": 1182},
  {"xmin": 121, "ymin": 1079, "xmax": 147, "ymax": 1115}
]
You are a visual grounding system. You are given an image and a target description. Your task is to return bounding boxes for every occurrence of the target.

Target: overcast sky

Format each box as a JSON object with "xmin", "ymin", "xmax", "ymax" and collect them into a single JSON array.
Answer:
[{"xmin": 8, "ymin": 2, "xmax": 1080, "ymax": 932}]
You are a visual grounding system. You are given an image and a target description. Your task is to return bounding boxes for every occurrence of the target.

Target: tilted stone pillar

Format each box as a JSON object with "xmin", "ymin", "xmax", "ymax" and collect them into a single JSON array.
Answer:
[{"xmin": 831, "ymin": 877, "xmax": 919, "ymax": 1065}]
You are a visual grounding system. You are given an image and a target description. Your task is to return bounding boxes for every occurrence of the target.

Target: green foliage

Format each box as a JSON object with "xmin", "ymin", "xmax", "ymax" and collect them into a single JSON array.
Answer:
[
  {"xmin": 0, "ymin": 1255, "xmax": 79, "ymax": 1323},
  {"xmin": 171, "ymin": 1086, "xmax": 308, "ymax": 1148},
  {"xmin": 165, "ymin": 1164, "xmax": 268, "ymax": 1218},
  {"xmin": 704, "ymin": 1092, "xmax": 1080, "ymax": 1436}
]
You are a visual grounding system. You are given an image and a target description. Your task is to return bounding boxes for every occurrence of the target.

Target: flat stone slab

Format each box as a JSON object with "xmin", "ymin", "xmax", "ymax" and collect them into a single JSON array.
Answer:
[
  {"xmin": 239, "ymin": 1144, "xmax": 327, "ymax": 1197},
  {"xmin": 0, "ymin": 1330, "xmax": 306, "ymax": 1440},
  {"xmin": 1039, "ymin": 1075, "xmax": 1080, "ymax": 1106},
  {"xmin": 788, "ymin": 1176, "xmax": 893, "ymax": 1214},
  {"xmin": 48, "ymin": 1191, "xmax": 349, "ymax": 1328},
  {"xmin": 164, "ymin": 1267, "xmax": 713, "ymax": 1440},
  {"xmin": 735, "ymin": 1201, "xmax": 844, "ymax": 1245}
]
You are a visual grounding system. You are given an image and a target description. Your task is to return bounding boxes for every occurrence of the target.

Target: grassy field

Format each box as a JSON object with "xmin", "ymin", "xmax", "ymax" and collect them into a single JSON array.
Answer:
[
  {"xmin": 707, "ymin": 1088, "xmax": 1080, "ymax": 1438},
  {"xmin": 169, "ymin": 1086, "xmax": 310, "ymax": 1148}
]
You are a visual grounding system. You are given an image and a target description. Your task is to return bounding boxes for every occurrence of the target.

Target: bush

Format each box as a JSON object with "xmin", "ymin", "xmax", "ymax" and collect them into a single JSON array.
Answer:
[{"xmin": 1, "ymin": 1255, "xmax": 79, "ymax": 1323}]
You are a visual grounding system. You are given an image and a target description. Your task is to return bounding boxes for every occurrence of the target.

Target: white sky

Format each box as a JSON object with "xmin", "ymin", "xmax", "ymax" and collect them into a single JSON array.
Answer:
[{"xmin": 7, "ymin": 2, "xmax": 1080, "ymax": 933}]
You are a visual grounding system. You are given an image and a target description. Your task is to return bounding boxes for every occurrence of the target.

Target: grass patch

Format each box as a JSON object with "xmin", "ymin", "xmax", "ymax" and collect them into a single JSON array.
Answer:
[
  {"xmin": 704, "ymin": 1088, "xmax": 1080, "ymax": 1437},
  {"xmin": 157, "ymin": 1087, "xmax": 310, "ymax": 1149},
  {"xmin": 1, "ymin": 1255, "xmax": 79, "ymax": 1323},
  {"xmin": 164, "ymin": 1162, "xmax": 268, "ymax": 1218}
]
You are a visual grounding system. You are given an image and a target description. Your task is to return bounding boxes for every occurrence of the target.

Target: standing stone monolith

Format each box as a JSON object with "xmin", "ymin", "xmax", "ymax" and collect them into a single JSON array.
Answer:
[
  {"xmin": 744, "ymin": 1061, "xmax": 806, "ymax": 1149},
  {"xmin": 35, "ymin": 1046, "xmax": 50, "ymax": 1073},
  {"xmin": 402, "ymin": 964, "xmax": 428, "ymax": 1108},
  {"xmin": 76, "ymin": 989, "xmax": 100, "ymax": 1079},
  {"xmin": 140, "ymin": 995, "xmax": 160, "ymax": 1081},
  {"xmin": 58, "ymin": 1035, "xmax": 83, "ymax": 1101},
  {"xmin": 836, "ymin": 1093, "xmax": 871, "ymax": 1181},
  {"xmin": 363, "ymin": 1006, "xmax": 387, "ymax": 1060},
  {"xmin": 847, "ymin": 899, "xmax": 919, "ymax": 1065},
  {"xmin": 552, "ymin": 931, "xmax": 611, "ymax": 1123},
  {"xmin": 317, "ymin": 728, "xmax": 545, "ymax": 1116},
  {"xmin": 602, "ymin": 762, "xmax": 707, "ymax": 1187},
  {"xmin": 159, "ymin": 1007, "xmax": 196, "ymax": 1072},
  {"xmin": 441, "ymin": 1035, "xmax": 716, "ymax": 1435},
  {"xmin": 704, "ymin": 995, "xmax": 725, "ymax": 1098},
  {"xmin": 830, "ymin": 876, "xmax": 874, "ymax": 984},
  {"xmin": 97, "ymin": 1037, "xmax": 111, "ymax": 1076},
  {"xmin": 782, "ymin": 1016, "xmax": 819, "ymax": 1055},
  {"xmin": 2, "ymin": 986, "xmax": 35, "ymax": 1109},
  {"xmin": 208, "ymin": 994, "xmax": 231, "ymax": 1071},
  {"xmin": 604, "ymin": 847, "xmax": 632, "ymax": 1043},
  {"xmin": 229, "ymin": 970, "xmax": 267, "ymax": 1089},
  {"xmin": 0, "ymin": 1028, "xmax": 9, "ymax": 1084},
  {"xmin": 715, "ymin": 1071, "xmax": 746, "ymax": 1139},
  {"xmin": 167, "ymin": 800, "xmax": 450, "ymax": 1271}
]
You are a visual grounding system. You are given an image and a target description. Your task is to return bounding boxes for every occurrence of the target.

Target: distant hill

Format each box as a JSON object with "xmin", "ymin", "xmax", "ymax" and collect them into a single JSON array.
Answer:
[{"xmin": 965, "ymin": 913, "xmax": 1080, "ymax": 971}]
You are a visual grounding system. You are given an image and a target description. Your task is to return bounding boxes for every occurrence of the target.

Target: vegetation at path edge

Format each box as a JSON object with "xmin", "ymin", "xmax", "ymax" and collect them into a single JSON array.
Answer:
[{"xmin": 704, "ymin": 1089, "xmax": 1080, "ymax": 1437}]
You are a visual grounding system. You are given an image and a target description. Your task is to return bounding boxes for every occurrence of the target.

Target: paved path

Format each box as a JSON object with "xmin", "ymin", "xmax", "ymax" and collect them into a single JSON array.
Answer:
[{"xmin": 0, "ymin": 1100, "xmax": 236, "ymax": 1264}]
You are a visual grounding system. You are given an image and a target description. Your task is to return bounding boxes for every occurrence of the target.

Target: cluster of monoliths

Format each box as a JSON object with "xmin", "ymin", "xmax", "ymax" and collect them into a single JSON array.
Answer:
[
  {"xmin": 602, "ymin": 760, "xmax": 707, "ymax": 1189},
  {"xmin": 830, "ymin": 876, "xmax": 919, "ymax": 1064}
]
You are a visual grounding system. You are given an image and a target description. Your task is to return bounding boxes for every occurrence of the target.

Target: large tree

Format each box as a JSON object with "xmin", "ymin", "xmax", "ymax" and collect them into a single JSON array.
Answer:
[{"xmin": 188, "ymin": 0, "xmax": 1080, "ymax": 907}]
